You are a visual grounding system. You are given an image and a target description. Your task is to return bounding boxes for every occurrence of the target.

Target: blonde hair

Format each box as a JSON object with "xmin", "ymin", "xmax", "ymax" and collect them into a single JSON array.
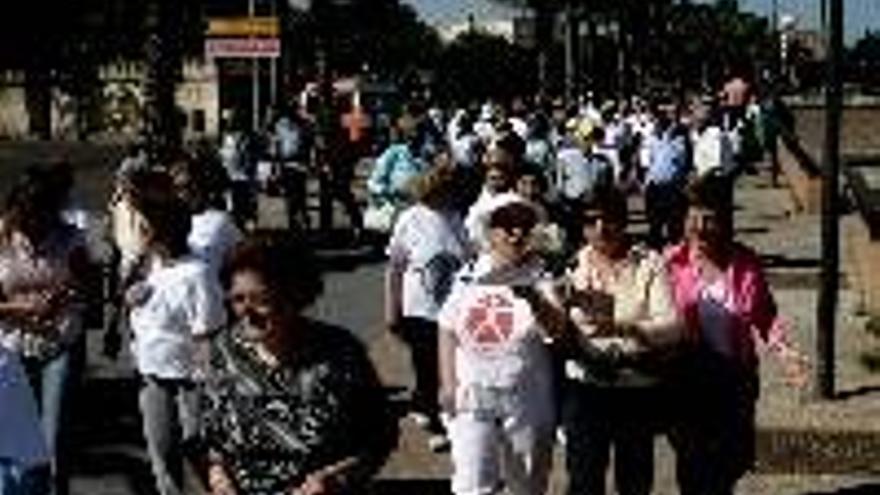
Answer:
[{"xmin": 410, "ymin": 164, "xmax": 458, "ymax": 209}]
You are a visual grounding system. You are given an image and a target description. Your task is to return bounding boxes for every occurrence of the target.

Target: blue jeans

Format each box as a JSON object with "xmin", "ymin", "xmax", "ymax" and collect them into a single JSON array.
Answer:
[
  {"xmin": 22, "ymin": 340, "xmax": 84, "ymax": 495},
  {"xmin": 0, "ymin": 461, "xmax": 49, "ymax": 495}
]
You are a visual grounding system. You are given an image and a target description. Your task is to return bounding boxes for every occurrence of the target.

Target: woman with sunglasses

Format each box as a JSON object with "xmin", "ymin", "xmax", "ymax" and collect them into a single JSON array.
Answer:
[
  {"xmin": 438, "ymin": 197, "xmax": 565, "ymax": 495},
  {"xmin": 665, "ymin": 175, "xmax": 807, "ymax": 495},
  {"xmin": 560, "ymin": 187, "xmax": 681, "ymax": 495},
  {"xmin": 202, "ymin": 236, "xmax": 397, "ymax": 495}
]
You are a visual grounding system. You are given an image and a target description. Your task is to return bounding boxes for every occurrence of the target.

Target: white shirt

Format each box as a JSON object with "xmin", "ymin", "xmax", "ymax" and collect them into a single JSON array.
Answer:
[
  {"xmin": 438, "ymin": 255, "xmax": 552, "ymax": 394},
  {"xmin": 451, "ymin": 133, "xmax": 480, "ymax": 169},
  {"xmin": 188, "ymin": 209, "xmax": 243, "ymax": 273},
  {"xmin": 474, "ymin": 120, "xmax": 496, "ymax": 144},
  {"xmin": 556, "ymin": 146, "xmax": 610, "ymax": 202},
  {"xmin": 220, "ymin": 132, "xmax": 248, "ymax": 182},
  {"xmin": 0, "ymin": 347, "xmax": 49, "ymax": 466},
  {"xmin": 692, "ymin": 126, "xmax": 734, "ymax": 177},
  {"xmin": 508, "ymin": 117, "xmax": 529, "ymax": 140},
  {"xmin": 387, "ymin": 205, "xmax": 468, "ymax": 320},
  {"xmin": 129, "ymin": 257, "xmax": 227, "ymax": 380}
]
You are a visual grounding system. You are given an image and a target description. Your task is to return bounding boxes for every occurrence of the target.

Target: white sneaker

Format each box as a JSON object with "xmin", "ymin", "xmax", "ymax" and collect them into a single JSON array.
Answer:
[
  {"xmin": 408, "ymin": 411, "xmax": 431, "ymax": 429},
  {"xmin": 428, "ymin": 433, "xmax": 451, "ymax": 453}
]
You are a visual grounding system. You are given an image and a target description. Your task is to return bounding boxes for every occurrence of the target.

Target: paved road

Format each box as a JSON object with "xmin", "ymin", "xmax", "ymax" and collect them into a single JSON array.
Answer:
[
  {"xmin": 66, "ymin": 170, "xmax": 880, "ymax": 495},
  {"xmin": 3, "ymin": 141, "xmax": 878, "ymax": 493}
]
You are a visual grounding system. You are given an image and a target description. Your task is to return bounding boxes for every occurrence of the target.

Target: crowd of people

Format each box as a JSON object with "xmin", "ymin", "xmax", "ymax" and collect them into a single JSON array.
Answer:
[{"xmin": 0, "ymin": 80, "xmax": 809, "ymax": 495}]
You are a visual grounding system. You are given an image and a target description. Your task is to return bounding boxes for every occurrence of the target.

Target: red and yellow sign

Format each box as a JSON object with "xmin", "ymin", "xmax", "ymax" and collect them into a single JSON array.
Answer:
[{"xmin": 207, "ymin": 17, "xmax": 280, "ymax": 37}]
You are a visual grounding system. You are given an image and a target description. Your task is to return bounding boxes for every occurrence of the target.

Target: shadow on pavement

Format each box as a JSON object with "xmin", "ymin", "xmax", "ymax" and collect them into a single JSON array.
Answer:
[
  {"xmin": 803, "ymin": 483, "xmax": 880, "ymax": 495},
  {"xmin": 756, "ymin": 428, "xmax": 880, "ymax": 475},
  {"xmin": 72, "ymin": 449, "xmax": 156, "ymax": 495},
  {"xmin": 760, "ymin": 254, "xmax": 821, "ymax": 270},
  {"xmin": 373, "ymin": 479, "xmax": 451, "ymax": 495},
  {"xmin": 835, "ymin": 384, "xmax": 880, "ymax": 401}
]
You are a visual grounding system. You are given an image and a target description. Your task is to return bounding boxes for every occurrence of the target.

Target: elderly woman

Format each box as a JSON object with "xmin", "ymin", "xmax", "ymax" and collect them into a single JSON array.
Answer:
[
  {"xmin": 665, "ymin": 175, "xmax": 807, "ymax": 495},
  {"xmin": 439, "ymin": 196, "xmax": 566, "ymax": 495},
  {"xmin": 385, "ymin": 164, "xmax": 469, "ymax": 451},
  {"xmin": 560, "ymin": 187, "xmax": 681, "ymax": 495},
  {"xmin": 202, "ymin": 236, "xmax": 397, "ymax": 495},
  {"xmin": 0, "ymin": 166, "xmax": 90, "ymax": 495}
]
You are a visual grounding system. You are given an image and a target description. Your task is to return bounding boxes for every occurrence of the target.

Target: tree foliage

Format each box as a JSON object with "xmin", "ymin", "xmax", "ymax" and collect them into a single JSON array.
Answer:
[{"xmin": 434, "ymin": 30, "xmax": 536, "ymax": 105}]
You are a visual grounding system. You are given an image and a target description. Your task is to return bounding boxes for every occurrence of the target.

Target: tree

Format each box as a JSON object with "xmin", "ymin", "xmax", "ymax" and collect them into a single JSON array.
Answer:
[{"xmin": 434, "ymin": 31, "xmax": 537, "ymax": 105}]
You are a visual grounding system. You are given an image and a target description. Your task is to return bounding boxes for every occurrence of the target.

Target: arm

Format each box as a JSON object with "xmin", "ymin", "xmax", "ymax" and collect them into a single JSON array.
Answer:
[
  {"xmin": 383, "ymin": 220, "xmax": 409, "ymax": 330},
  {"xmin": 206, "ymin": 463, "xmax": 238, "ymax": 495},
  {"xmin": 438, "ymin": 326, "xmax": 458, "ymax": 414},
  {"xmin": 384, "ymin": 267, "xmax": 404, "ymax": 331},
  {"xmin": 620, "ymin": 259, "xmax": 682, "ymax": 351},
  {"xmin": 744, "ymin": 258, "xmax": 809, "ymax": 387},
  {"xmin": 513, "ymin": 282, "xmax": 568, "ymax": 341}
]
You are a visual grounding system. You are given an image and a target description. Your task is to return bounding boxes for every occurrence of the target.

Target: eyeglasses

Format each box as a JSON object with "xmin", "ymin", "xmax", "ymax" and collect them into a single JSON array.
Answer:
[{"xmin": 494, "ymin": 223, "xmax": 535, "ymax": 236}]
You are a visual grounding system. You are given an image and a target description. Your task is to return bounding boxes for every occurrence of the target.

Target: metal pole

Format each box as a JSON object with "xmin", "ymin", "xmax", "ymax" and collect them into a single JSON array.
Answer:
[
  {"xmin": 270, "ymin": 0, "xmax": 278, "ymax": 109},
  {"xmin": 816, "ymin": 0, "xmax": 843, "ymax": 400},
  {"xmin": 250, "ymin": 0, "xmax": 260, "ymax": 132},
  {"xmin": 564, "ymin": 2, "xmax": 578, "ymax": 103}
]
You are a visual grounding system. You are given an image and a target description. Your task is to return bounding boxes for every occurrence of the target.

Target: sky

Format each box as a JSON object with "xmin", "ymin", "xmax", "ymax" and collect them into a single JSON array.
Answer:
[{"xmin": 404, "ymin": 0, "xmax": 880, "ymax": 44}]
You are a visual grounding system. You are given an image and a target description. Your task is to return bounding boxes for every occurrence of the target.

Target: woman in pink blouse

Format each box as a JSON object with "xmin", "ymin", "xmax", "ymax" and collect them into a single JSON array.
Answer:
[{"xmin": 665, "ymin": 175, "xmax": 807, "ymax": 495}]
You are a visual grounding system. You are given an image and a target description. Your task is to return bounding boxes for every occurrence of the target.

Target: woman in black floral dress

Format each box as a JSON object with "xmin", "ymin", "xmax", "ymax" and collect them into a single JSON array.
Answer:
[{"xmin": 201, "ymin": 236, "xmax": 397, "ymax": 495}]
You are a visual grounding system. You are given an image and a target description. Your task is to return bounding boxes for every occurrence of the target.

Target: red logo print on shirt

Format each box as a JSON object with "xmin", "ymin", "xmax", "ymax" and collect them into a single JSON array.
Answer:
[{"xmin": 464, "ymin": 292, "xmax": 515, "ymax": 347}]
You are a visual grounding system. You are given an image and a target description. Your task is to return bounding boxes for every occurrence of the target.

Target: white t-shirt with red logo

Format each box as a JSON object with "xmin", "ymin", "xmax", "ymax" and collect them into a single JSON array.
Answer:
[{"xmin": 438, "ymin": 255, "xmax": 553, "ymax": 419}]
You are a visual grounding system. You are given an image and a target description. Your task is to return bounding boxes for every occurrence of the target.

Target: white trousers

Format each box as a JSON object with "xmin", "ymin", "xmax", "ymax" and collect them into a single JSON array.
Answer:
[{"xmin": 448, "ymin": 411, "xmax": 554, "ymax": 495}]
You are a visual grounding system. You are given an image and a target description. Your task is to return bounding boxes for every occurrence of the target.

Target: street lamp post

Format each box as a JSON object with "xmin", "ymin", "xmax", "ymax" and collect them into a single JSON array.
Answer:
[{"xmin": 816, "ymin": 0, "xmax": 843, "ymax": 400}]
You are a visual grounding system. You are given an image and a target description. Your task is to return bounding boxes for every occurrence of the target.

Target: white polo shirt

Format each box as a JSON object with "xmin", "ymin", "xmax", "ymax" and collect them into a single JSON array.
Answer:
[{"xmin": 129, "ymin": 256, "xmax": 227, "ymax": 380}]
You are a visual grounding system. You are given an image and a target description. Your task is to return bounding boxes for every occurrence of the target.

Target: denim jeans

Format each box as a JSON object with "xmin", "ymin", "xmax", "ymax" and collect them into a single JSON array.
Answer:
[
  {"xmin": 138, "ymin": 376, "xmax": 199, "ymax": 495},
  {"xmin": 23, "ymin": 340, "xmax": 84, "ymax": 495},
  {"xmin": 0, "ymin": 460, "xmax": 50, "ymax": 495}
]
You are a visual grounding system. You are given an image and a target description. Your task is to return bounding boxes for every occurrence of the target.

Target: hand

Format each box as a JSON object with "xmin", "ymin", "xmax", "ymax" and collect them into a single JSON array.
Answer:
[
  {"xmin": 292, "ymin": 471, "xmax": 339, "ymax": 495},
  {"xmin": 124, "ymin": 282, "xmax": 152, "ymax": 308},
  {"xmin": 569, "ymin": 307, "xmax": 614, "ymax": 337},
  {"xmin": 780, "ymin": 350, "xmax": 810, "ymax": 389},
  {"xmin": 207, "ymin": 464, "xmax": 237, "ymax": 495}
]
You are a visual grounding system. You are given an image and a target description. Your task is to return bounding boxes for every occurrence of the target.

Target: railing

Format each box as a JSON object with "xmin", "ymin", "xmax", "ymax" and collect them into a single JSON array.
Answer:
[{"xmin": 845, "ymin": 156, "xmax": 880, "ymax": 241}]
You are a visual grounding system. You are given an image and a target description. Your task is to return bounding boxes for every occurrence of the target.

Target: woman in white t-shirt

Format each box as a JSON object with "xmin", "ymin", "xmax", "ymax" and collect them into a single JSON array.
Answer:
[
  {"xmin": 438, "ymin": 198, "xmax": 565, "ymax": 495},
  {"xmin": 385, "ymin": 165, "xmax": 469, "ymax": 451},
  {"xmin": 110, "ymin": 170, "xmax": 226, "ymax": 495}
]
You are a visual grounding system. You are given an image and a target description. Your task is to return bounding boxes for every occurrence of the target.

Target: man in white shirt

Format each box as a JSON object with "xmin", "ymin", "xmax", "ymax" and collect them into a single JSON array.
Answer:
[
  {"xmin": 464, "ymin": 147, "xmax": 521, "ymax": 251},
  {"xmin": 691, "ymin": 97, "xmax": 735, "ymax": 178}
]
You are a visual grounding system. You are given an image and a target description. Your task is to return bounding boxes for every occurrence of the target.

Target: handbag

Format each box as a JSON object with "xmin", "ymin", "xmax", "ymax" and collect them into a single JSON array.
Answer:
[{"xmin": 363, "ymin": 202, "xmax": 397, "ymax": 234}]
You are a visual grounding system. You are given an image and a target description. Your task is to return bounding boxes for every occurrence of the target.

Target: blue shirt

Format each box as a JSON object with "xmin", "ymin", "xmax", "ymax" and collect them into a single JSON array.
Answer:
[
  {"xmin": 367, "ymin": 144, "xmax": 427, "ymax": 203},
  {"xmin": 646, "ymin": 129, "xmax": 689, "ymax": 185}
]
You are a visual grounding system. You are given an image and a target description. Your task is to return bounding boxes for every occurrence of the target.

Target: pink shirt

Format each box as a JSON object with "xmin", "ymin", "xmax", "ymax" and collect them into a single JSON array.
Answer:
[{"xmin": 665, "ymin": 242, "xmax": 791, "ymax": 371}]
